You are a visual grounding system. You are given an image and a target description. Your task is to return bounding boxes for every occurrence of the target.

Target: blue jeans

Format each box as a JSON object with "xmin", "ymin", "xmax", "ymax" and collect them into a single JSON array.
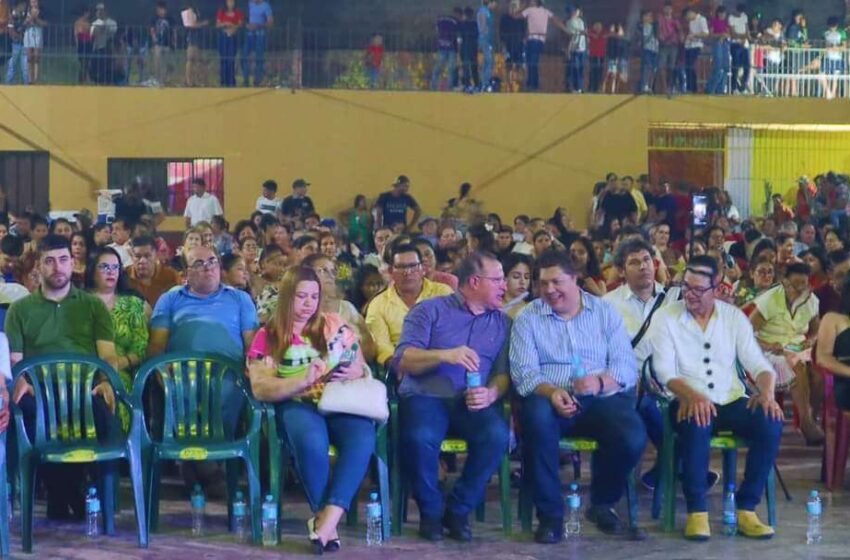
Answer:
[
  {"xmin": 706, "ymin": 40, "xmax": 730, "ymax": 94},
  {"xmin": 479, "ymin": 37, "xmax": 494, "ymax": 89},
  {"xmin": 730, "ymin": 43, "xmax": 750, "ymax": 93},
  {"xmin": 219, "ymin": 32, "xmax": 238, "ymax": 87},
  {"xmin": 521, "ymin": 392, "xmax": 646, "ymax": 521},
  {"xmin": 526, "ymin": 39, "xmax": 544, "ymax": 90},
  {"xmin": 399, "ymin": 395, "xmax": 509, "ymax": 520},
  {"xmin": 567, "ymin": 51, "xmax": 586, "ymax": 92},
  {"xmin": 672, "ymin": 398, "xmax": 782, "ymax": 513},
  {"xmin": 277, "ymin": 400, "xmax": 375, "ymax": 511},
  {"xmin": 684, "ymin": 47, "xmax": 701, "ymax": 93},
  {"xmin": 430, "ymin": 48, "xmax": 457, "ymax": 90},
  {"xmin": 5, "ymin": 43, "xmax": 28, "ymax": 85},
  {"xmin": 639, "ymin": 50, "xmax": 658, "ymax": 92},
  {"xmin": 367, "ymin": 66, "xmax": 380, "ymax": 88},
  {"xmin": 241, "ymin": 30, "xmax": 267, "ymax": 86}
]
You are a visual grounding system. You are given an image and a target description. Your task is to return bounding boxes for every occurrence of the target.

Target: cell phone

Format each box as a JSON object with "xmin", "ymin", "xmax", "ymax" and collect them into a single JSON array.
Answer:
[{"xmin": 692, "ymin": 194, "xmax": 709, "ymax": 228}]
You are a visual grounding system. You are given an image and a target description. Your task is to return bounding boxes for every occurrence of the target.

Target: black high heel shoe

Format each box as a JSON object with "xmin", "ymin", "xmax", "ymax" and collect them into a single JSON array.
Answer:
[
  {"xmin": 307, "ymin": 517, "xmax": 324, "ymax": 556},
  {"xmin": 324, "ymin": 536, "xmax": 341, "ymax": 553}
]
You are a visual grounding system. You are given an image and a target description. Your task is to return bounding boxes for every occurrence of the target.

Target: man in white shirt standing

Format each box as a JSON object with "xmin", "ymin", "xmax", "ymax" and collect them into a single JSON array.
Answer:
[
  {"xmin": 184, "ymin": 178, "xmax": 223, "ymax": 227},
  {"xmin": 648, "ymin": 255, "xmax": 782, "ymax": 541},
  {"xmin": 683, "ymin": 7, "xmax": 708, "ymax": 93},
  {"xmin": 516, "ymin": 0, "xmax": 566, "ymax": 91}
]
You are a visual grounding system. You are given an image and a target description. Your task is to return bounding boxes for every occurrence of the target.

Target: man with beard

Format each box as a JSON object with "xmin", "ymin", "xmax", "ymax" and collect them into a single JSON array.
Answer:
[{"xmin": 7, "ymin": 234, "xmax": 120, "ymax": 519}]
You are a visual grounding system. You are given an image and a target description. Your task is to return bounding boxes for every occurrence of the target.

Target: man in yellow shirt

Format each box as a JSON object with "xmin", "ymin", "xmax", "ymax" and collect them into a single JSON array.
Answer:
[
  {"xmin": 366, "ymin": 242, "xmax": 454, "ymax": 367},
  {"xmin": 625, "ymin": 176, "xmax": 647, "ymax": 223}
]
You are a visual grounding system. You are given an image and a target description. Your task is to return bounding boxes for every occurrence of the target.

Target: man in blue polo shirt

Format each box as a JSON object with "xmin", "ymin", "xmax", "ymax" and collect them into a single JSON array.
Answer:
[
  {"xmin": 394, "ymin": 251, "xmax": 510, "ymax": 542},
  {"xmin": 242, "ymin": 0, "xmax": 274, "ymax": 86},
  {"xmin": 148, "ymin": 244, "xmax": 258, "ymax": 491}
]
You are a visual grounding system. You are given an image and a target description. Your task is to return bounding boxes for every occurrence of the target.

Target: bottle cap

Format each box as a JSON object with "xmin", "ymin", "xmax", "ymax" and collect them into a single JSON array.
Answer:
[
  {"xmin": 88, "ymin": 487, "xmax": 97, "ymax": 497},
  {"xmin": 810, "ymin": 490, "xmax": 819, "ymax": 498},
  {"xmin": 265, "ymin": 494, "xmax": 274, "ymax": 503},
  {"xmin": 235, "ymin": 491, "xmax": 244, "ymax": 500},
  {"xmin": 569, "ymin": 483, "xmax": 578, "ymax": 491},
  {"xmin": 193, "ymin": 483, "xmax": 202, "ymax": 493},
  {"xmin": 369, "ymin": 492, "xmax": 379, "ymax": 501}
]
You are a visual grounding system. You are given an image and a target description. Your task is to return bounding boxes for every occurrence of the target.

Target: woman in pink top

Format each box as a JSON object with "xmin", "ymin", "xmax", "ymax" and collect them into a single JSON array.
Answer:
[
  {"xmin": 705, "ymin": 6, "xmax": 731, "ymax": 94},
  {"xmin": 247, "ymin": 266, "xmax": 376, "ymax": 553}
]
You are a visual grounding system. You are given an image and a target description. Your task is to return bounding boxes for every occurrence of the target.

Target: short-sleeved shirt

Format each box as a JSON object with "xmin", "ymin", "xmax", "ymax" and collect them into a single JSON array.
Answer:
[
  {"xmin": 5, "ymin": 286, "xmax": 114, "ymax": 358},
  {"xmin": 435, "ymin": 15, "xmax": 458, "ymax": 50},
  {"xmin": 753, "ymin": 285, "xmax": 819, "ymax": 346},
  {"xmin": 393, "ymin": 293, "xmax": 510, "ymax": 398},
  {"xmin": 279, "ymin": 195, "xmax": 315, "ymax": 219},
  {"xmin": 127, "ymin": 263, "xmax": 180, "ymax": 307},
  {"xmin": 601, "ymin": 191, "xmax": 637, "ymax": 226},
  {"xmin": 247, "ymin": 1, "xmax": 273, "ymax": 26},
  {"xmin": 255, "ymin": 195, "xmax": 281, "ymax": 215},
  {"xmin": 151, "ymin": 15, "xmax": 175, "ymax": 47},
  {"xmin": 521, "ymin": 6, "xmax": 553, "ymax": 40},
  {"xmin": 217, "ymin": 8, "xmax": 244, "ymax": 27},
  {"xmin": 184, "ymin": 192, "xmax": 223, "ymax": 226},
  {"xmin": 375, "ymin": 191, "xmax": 419, "ymax": 229},
  {"xmin": 150, "ymin": 285, "xmax": 259, "ymax": 361}
]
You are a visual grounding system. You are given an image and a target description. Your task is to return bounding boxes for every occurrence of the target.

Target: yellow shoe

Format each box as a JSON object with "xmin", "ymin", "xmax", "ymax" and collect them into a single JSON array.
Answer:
[
  {"xmin": 736, "ymin": 510, "xmax": 775, "ymax": 539},
  {"xmin": 684, "ymin": 512, "xmax": 711, "ymax": 541}
]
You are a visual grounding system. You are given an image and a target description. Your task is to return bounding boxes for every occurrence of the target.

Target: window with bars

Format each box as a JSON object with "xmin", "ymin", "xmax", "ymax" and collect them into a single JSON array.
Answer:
[{"xmin": 106, "ymin": 157, "xmax": 224, "ymax": 216}]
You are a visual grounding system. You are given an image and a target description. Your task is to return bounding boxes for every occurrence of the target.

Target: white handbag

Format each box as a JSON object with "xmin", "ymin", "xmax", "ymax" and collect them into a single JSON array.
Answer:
[{"xmin": 317, "ymin": 372, "xmax": 389, "ymax": 424}]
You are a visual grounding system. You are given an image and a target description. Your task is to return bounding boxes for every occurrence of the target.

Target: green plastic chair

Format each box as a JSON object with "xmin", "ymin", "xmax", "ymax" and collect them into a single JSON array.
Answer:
[
  {"xmin": 517, "ymin": 438, "xmax": 639, "ymax": 533},
  {"xmin": 642, "ymin": 361, "xmax": 777, "ymax": 532},
  {"xmin": 389, "ymin": 398, "xmax": 512, "ymax": 536},
  {"xmin": 12, "ymin": 354, "xmax": 147, "ymax": 553},
  {"xmin": 130, "ymin": 352, "xmax": 263, "ymax": 542},
  {"xmin": 265, "ymin": 405, "xmax": 392, "ymax": 542}
]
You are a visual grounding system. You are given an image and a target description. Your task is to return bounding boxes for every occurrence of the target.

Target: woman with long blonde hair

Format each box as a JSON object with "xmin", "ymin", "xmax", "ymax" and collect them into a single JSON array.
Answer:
[{"xmin": 247, "ymin": 266, "xmax": 376, "ymax": 553}]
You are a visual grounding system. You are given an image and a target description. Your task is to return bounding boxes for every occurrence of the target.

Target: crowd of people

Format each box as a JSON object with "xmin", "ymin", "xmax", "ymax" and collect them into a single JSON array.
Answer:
[
  {"xmin": 428, "ymin": 1, "xmax": 850, "ymax": 96},
  {"xmin": 0, "ymin": 166, "xmax": 849, "ymax": 548}
]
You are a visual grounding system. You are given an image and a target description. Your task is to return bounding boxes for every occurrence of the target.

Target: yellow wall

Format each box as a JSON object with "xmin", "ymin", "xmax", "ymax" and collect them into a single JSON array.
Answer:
[{"xmin": 1, "ymin": 86, "xmax": 850, "ymax": 230}]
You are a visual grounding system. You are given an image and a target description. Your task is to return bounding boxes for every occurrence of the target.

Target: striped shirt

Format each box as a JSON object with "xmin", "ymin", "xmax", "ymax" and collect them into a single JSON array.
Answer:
[{"xmin": 509, "ymin": 293, "xmax": 638, "ymax": 397}]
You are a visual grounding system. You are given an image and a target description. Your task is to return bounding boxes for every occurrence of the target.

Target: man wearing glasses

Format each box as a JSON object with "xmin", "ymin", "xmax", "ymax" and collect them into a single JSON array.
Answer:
[
  {"xmin": 511, "ymin": 249, "xmax": 647, "ymax": 544},
  {"xmin": 148, "ymin": 245, "xmax": 258, "ymax": 492},
  {"xmin": 393, "ymin": 251, "xmax": 510, "ymax": 542},
  {"xmin": 647, "ymin": 255, "xmax": 782, "ymax": 541},
  {"xmin": 365, "ymin": 243, "xmax": 452, "ymax": 369}
]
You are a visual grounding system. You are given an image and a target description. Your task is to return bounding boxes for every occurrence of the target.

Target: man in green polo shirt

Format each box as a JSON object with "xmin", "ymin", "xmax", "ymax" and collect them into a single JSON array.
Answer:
[{"xmin": 6, "ymin": 234, "xmax": 120, "ymax": 520}]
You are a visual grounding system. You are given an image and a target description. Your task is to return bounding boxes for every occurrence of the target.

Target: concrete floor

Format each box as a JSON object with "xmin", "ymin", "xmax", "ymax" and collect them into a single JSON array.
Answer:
[{"xmin": 6, "ymin": 426, "xmax": 848, "ymax": 559}]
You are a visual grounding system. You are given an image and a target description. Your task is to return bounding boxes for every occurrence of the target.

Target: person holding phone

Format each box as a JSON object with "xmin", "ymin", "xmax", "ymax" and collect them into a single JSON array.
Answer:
[{"xmin": 247, "ymin": 266, "xmax": 374, "ymax": 553}]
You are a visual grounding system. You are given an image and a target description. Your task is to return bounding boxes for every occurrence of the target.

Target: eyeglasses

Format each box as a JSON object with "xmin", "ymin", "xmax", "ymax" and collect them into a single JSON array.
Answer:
[
  {"xmin": 393, "ymin": 263, "xmax": 421, "ymax": 274},
  {"xmin": 477, "ymin": 275, "xmax": 506, "ymax": 284},
  {"xmin": 97, "ymin": 263, "xmax": 121, "ymax": 273},
  {"xmin": 681, "ymin": 283, "xmax": 715, "ymax": 295},
  {"xmin": 188, "ymin": 257, "xmax": 220, "ymax": 271}
]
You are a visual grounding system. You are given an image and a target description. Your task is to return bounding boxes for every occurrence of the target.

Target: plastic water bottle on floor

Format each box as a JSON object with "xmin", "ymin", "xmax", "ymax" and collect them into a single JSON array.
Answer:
[
  {"xmin": 232, "ymin": 491, "xmax": 248, "ymax": 543},
  {"xmin": 190, "ymin": 484, "xmax": 205, "ymax": 536},
  {"xmin": 806, "ymin": 490, "xmax": 822, "ymax": 544},
  {"xmin": 565, "ymin": 483, "xmax": 581, "ymax": 538},
  {"xmin": 723, "ymin": 483, "xmax": 737, "ymax": 536},
  {"xmin": 262, "ymin": 495, "xmax": 278, "ymax": 547},
  {"xmin": 85, "ymin": 487, "xmax": 101, "ymax": 539},
  {"xmin": 366, "ymin": 492, "xmax": 383, "ymax": 546}
]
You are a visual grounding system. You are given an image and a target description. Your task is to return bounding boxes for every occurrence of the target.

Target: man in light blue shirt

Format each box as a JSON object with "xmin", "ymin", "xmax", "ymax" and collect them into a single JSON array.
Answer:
[
  {"xmin": 476, "ymin": 0, "xmax": 497, "ymax": 90},
  {"xmin": 510, "ymin": 249, "xmax": 647, "ymax": 544},
  {"xmin": 149, "ymin": 245, "xmax": 259, "ymax": 437},
  {"xmin": 242, "ymin": 0, "xmax": 274, "ymax": 86}
]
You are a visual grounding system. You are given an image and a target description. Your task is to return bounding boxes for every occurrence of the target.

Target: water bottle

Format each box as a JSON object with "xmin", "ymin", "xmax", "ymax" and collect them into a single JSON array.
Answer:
[
  {"xmin": 365, "ymin": 492, "xmax": 383, "ymax": 546},
  {"xmin": 190, "ymin": 484, "xmax": 205, "ymax": 536},
  {"xmin": 806, "ymin": 490, "xmax": 822, "ymax": 544},
  {"xmin": 564, "ymin": 483, "xmax": 581, "ymax": 538},
  {"xmin": 261, "ymin": 495, "xmax": 278, "ymax": 547},
  {"xmin": 722, "ymin": 483, "xmax": 737, "ymax": 536},
  {"xmin": 466, "ymin": 371, "xmax": 482, "ymax": 389},
  {"xmin": 232, "ymin": 491, "xmax": 248, "ymax": 543},
  {"xmin": 85, "ymin": 487, "xmax": 101, "ymax": 539}
]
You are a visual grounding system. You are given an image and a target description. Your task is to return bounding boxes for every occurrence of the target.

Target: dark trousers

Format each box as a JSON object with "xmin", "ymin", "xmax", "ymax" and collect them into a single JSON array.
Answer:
[
  {"xmin": 16, "ymin": 391, "xmax": 121, "ymax": 514},
  {"xmin": 526, "ymin": 39, "xmax": 544, "ymax": 90},
  {"xmin": 399, "ymin": 395, "xmax": 509, "ymax": 520},
  {"xmin": 589, "ymin": 55, "xmax": 604, "ymax": 92},
  {"xmin": 521, "ymin": 392, "xmax": 646, "ymax": 521},
  {"xmin": 566, "ymin": 51, "xmax": 586, "ymax": 92},
  {"xmin": 730, "ymin": 43, "xmax": 750, "ymax": 93},
  {"xmin": 218, "ymin": 33, "xmax": 238, "ymax": 87},
  {"xmin": 684, "ymin": 47, "xmax": 701, "ymax": 93},
  {"xmin": 638, "ymin": 393, "xmax": 663, "ymax": 452},
  {"xmin": 460, "ymin": 50, "xmax": 479, "ymax": 88},
  {"xmin": 672, "ymin": 398, "xmax": 782, "ymax": 513}
]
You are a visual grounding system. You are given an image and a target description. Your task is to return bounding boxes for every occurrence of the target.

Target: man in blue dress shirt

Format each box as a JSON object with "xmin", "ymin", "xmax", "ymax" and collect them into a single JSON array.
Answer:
[{"xmin": 510, "ymin": 249, "xmax": 647, "ymax": 543}]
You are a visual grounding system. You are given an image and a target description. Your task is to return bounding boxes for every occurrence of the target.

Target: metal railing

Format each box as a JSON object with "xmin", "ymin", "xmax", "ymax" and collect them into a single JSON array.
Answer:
[{"xmin": 2, "ymin": 23, "xmax": 850, "ymax": 99}]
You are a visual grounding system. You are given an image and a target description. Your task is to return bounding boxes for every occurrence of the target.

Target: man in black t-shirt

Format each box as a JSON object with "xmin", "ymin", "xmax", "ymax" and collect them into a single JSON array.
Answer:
[
  {"xmin": 375, "ymin": 175, "xmax": 421, "ymax": 232},
  {"xmin": 600, "ymin": 177, "xmax": 637, "ymax": 232},
  {"xmin": 279, "ymin": 178, "xmax": 315, "ymax": 222}
]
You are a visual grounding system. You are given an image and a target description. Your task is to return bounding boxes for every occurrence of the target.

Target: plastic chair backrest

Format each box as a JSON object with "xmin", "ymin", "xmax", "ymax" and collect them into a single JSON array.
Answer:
[
  {"xmin": 133, "ymin": 352, "xmax": 245, "ymax": 442},
  {"xmin": 12, "ymin": 353, "xmax": 126, "ymax": 445}
]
